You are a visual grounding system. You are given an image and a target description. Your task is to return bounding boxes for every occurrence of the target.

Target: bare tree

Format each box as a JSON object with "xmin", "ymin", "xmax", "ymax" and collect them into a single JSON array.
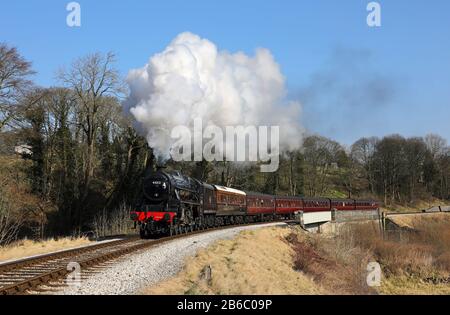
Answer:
[
  {"xmin": 58, "ymin": 52, "xmax": 125, "ymax": 201},
  {"xmin": 424, "ymin": 134, "xmax": 450, "ymax": 199},
  {"xmin": 0, "ymin": 191, "xmax": 23, "ymax": 245},
  {"xmin": 371, "ymin": 135, "xmax": 410, "ymax": 205},
  {"xmin": 286, "ymin": 151, "xmax": 303, "ymax": 196},
  {"xmin": 91, "ymin": 203, "xmax": 131, "ymax": 238},
  {"xmin": 0, "ymin": 43, "xmax": 35, "ymax": 131},
  {"xmin": 404, "ymin": 137, "xmax": 428, "ymax": 202},
  {"xmin": 351, "ymin": 137, "xmax": 379, "ymax": 194},
  {"xmin": 425, "ymin": 134, "xmax": 447, "ymax": 159},
  {"xmin": 302, "ymin": 135, "xmax": 342, "ymax": 196}
]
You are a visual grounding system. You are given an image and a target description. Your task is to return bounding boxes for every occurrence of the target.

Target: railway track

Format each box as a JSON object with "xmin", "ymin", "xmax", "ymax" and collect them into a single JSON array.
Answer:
[
  {"xmin": 0, "ymin": 220, "xmax": 290, "ymax": 295},
  {"xmin": 0, "ymin": 236, "xmax": 143, "ymax": 295}
]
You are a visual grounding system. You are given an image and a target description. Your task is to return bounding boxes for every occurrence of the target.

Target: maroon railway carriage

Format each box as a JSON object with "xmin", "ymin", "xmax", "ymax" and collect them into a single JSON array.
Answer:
[
  {"xmin": 275, "ymin": 196, "xmax": 303, "ymax": 218},
  {"xmin": 355, "ymin": 200, "xmax": 379, "ymax": 210},
  {"xmin": 245, "ymin": 192, "xmax": 276, "ymax": 216},
  {"xmin": 330, "ymin": 198, "xmax": 355, "ymax": 211},
  {"xmin": 214, "ymin": 185, "xmax": 246, "ymax": 216},
  {"xmin": 302, "ymin": 197, "xmax": 331, "ymax": 212}
]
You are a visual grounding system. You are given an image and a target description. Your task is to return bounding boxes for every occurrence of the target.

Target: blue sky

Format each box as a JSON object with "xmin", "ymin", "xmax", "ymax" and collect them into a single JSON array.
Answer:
[{"xmin": 1, "ymin": 0, "xmax": 449, "ymax": 145}]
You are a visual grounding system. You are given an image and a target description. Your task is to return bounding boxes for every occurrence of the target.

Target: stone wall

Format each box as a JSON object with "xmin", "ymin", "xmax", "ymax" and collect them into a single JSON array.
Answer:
[{"xmin": 333, "ymin": 209, "xmax": 381, "ymax": 223}]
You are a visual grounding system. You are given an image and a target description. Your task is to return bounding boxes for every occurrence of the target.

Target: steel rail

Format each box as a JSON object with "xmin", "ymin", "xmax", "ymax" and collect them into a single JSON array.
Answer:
[
  {"xmin": 0, "ymin": 220, "xmax": 289, "ymax": 295},
  {"xmin": 0, "ymin": 237, "xmax": 139, "ymax": 274}
]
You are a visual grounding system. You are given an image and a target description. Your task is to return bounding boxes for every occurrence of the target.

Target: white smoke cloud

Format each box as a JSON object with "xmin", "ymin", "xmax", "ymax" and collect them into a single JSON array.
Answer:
[{"xmin": 125, "ymin": 32, "xmax": 303, "ymax": 159}]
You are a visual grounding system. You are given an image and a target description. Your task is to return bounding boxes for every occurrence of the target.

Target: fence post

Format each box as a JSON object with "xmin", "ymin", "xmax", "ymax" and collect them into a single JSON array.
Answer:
[{"xmin": 378, "ymin": 208, "xmax": 385, "ymax": 239}]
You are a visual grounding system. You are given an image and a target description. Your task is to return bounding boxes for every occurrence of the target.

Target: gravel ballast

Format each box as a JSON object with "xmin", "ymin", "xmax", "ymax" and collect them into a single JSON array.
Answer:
[{"xmin": 55, "ymin": 222, "xmax": 286, "ymax": 295}]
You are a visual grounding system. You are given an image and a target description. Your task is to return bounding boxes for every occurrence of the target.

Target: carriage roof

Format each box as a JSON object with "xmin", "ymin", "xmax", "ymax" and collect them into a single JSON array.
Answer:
[{"xmin": 213, "ymin": 185, "xmax": 246, "ymax": 196}]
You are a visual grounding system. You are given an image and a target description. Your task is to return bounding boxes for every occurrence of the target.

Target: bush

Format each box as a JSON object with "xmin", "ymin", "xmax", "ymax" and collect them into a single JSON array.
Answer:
[
  {"xmin": 91, "ymin": 203, "xmax": 133, "ymax": 238},
  {"xmin": 0, "ymin": 191, "xmax": 23, "ymax": 245},
  {"xmin": 286, "ymin": 231, "xmax": 375, "ymax": 294},
  {"xmin": 345, "ymin": 217, "xmax": 450, "ymax": 279}
]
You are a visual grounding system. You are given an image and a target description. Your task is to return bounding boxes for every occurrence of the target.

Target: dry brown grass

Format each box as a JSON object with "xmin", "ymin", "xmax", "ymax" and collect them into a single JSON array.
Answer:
[
  {"xmin": 381, "ymin": 275, "xmax": 450, "ymax": 295},
  {"xmin": 389, "ymin": 213, "xmax": 450, "ymax": 230},
  {"xmin": 376, "ymin": 214, "xmax": 450, "ymax": 279},
  {"xmin": 143, "ymin": 214, "xmax": 450, "ymax": 295},
  {"xmin": 340, "ymin": 214, "xmax": 450, "ymax": 294},
  {"xmin": 286, "ymin": 222, "xmax": 379, "ymax": 295},
  {"xmin": 412, "ymin": 214, "xmax": 450, "ymax": 250},
  {"xmin": 144, "ymin": 227, "xmax": 325, "ymax": 295},
  {"xmin": 372, "ymin": 241, "xmax": 435, "ymax": 277},
  {"xmin": 0, "ymin": 237, "xmax": 91, "ymax": 262},
  {"xmin": 289, "ymin": 215, "xmax": 450, "ymax": 295}
]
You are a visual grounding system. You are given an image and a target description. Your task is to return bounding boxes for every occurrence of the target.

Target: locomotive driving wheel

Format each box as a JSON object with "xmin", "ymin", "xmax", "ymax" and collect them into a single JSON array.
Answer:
[{"xmin": 140, "ymin": 226, "xmax": 149, "ymax": 239}]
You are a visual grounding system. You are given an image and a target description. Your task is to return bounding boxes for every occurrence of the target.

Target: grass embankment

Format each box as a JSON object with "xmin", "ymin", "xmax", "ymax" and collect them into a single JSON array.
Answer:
[
  {"xmin": 0, "ymin": 237, "xmax": 92, "ymax": 262},
  {"xmin": 299, "ymin": 214, "xmax": 450, "ymax": 294},
  {"xmin": 143, "ymin": 225, "xmax": 375, "ymax": 295},
  {"xmin": 144, "ymin": 227, "xmax": 324, "ymax": 295},
  {"xmin": 144, "ymin": 213, "xmax": 450, "ymax": 295},
  {"xmin": 377, "ymin": 214, "xmax": 450, "ymax": 294}
]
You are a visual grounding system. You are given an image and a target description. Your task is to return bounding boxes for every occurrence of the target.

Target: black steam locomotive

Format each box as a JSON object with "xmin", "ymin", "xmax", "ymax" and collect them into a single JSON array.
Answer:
[{"xmin": 131, "ymin": 169, "xmax": 379, "ymax": 238}]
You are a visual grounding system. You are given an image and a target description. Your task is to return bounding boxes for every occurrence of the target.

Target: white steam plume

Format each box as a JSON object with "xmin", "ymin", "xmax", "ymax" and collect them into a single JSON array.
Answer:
[{"xmin": 125, "ymin": 32, "xmax": 303, "ymax": 160}]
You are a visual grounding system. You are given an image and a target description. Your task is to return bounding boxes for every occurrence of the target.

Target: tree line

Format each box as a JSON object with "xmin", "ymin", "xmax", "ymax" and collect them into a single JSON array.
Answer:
[
  {"xmin": 0, "ymin": 44, "xmax": 153, "ymax": 241},
  {"xmin": 0, "ymin": 43, "xmax": 449, "ymax": 243}
]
